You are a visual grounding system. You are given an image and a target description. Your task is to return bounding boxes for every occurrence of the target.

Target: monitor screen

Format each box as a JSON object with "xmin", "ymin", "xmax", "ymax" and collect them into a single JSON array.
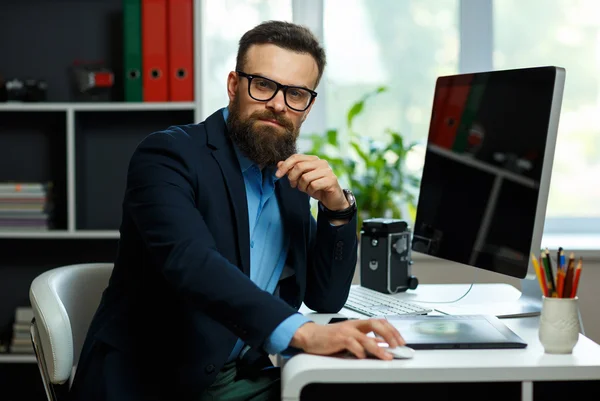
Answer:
[{"xmin": 412, "ymin": 66, "xmax": 564, "ymax": 279}]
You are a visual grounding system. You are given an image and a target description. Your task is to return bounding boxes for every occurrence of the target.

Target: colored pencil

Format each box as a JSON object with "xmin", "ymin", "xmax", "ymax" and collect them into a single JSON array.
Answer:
[
  {"xmin": 556, "ymin": 249, "xmax": 565, "ymax": 297},
  {"xmin": 542, "ymin": 249, "xmax": 556, "ymax": 297},
  {"xmin": 531, "ymin": 252, "xmax": 547, "ymax": 297},
  {"xmin": 570, "ymin": 257, "xmax": 583, "ymax": 298},
  {"xmin": 563, "ymin": 252, "xmax": 576, "ymax": 298}
]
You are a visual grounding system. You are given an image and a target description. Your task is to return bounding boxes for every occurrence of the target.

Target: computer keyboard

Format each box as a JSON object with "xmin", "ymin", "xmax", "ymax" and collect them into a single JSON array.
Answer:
[{"xmin": 344, "ymin": 286, "xmax": 432, "ymax": 316}]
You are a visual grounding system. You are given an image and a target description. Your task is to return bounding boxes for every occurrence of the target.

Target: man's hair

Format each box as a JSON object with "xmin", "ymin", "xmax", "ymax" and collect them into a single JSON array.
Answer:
[{"xmin": 235, "ymin": 20, "xmax": 326, "ymax": 89}]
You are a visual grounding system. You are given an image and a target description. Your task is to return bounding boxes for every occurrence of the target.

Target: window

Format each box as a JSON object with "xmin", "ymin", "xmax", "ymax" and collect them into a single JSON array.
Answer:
[
  {"xmin": 320, "ymin": 0, "xmax": 458, "ymax": 219},
  {"xmin": 202, "ymin": 0, "xmax": 292, "ymax": 118},
  {"xmin": 323, "ymin": 0, "xmax": 459, "ymax": 145},
  {"xmin": 199, "ymin": 0, "xmax": 599, "ymax": 240},
  {"xmin": 494, "ymin": 0, "xmax": 600, "ymax": 229}
]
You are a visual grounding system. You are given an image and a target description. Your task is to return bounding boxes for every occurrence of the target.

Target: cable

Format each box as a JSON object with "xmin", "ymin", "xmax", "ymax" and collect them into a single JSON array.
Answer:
[{"xmin": 410, "ymin": 268, "xmax": 478, "ymax": 304}]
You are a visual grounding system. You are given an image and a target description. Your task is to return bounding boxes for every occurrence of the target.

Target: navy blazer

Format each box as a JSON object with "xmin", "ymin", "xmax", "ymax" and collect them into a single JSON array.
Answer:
[{"xmin": 68, "ymin": 109, "xmax": 358, "ymax": 400}]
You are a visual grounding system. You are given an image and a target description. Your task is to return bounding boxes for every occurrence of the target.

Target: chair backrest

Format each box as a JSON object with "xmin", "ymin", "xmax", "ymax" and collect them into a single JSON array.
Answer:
[{"xmin": 29, "ymin": 263, "xmax": 114, "ymax": 385}]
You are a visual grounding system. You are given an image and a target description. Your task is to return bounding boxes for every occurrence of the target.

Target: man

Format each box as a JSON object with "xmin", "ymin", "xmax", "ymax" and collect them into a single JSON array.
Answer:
[{"xmin": 68, "ymin": 20, "xmax": 404, "ymax": 401}]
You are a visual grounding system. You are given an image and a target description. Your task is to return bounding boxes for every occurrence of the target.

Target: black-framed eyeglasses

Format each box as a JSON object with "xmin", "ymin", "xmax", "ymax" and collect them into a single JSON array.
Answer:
[{"xmin": 236, "ymin": 71, "xmax": 317, "ymax": 112}]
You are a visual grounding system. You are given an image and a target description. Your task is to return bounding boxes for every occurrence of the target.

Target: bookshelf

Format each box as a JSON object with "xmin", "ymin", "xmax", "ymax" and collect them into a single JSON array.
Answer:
[
  {"xmin": 0, "ymin": 354, "xmax": 36, "ymax": 364},
  {"xmin": 0, "ymin": 1, "xmax": 204, "ymax": 398}
]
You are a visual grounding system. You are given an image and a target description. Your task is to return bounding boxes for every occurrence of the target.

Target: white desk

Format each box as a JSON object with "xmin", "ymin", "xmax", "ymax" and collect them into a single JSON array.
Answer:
[{"xmin": 281, "ymin": 284, "xmax": 600, "ymax": 401}]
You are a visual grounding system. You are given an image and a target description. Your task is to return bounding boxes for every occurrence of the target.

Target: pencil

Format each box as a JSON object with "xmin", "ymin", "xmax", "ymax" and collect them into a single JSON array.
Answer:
[
  {"xmin": 557, "ymin": 247, "xmax": 563, "ymax": 270},
  {"xmin": 563, "ymin": 252, "xmax": 576, "ymax": 298},
  {"xmin": 542, "ymin": 249, "xmax": 557, "ymax": 297},
  {"xmin": 531, "ymin": 252, "xmax": 547, "ymax": 297},
  {"xmin": 556, "ymin": 249, "xmax": 565, "ymax": 297},
  {"xmin": 570, "ymin": 257, "xmax": 583, "ymax": 298}
]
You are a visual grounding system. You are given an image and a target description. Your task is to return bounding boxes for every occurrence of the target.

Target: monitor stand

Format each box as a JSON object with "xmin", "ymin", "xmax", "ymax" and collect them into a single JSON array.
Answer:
[{"xmin": 433, "ymin": 275, "xmax": 543, "ymax": 319}]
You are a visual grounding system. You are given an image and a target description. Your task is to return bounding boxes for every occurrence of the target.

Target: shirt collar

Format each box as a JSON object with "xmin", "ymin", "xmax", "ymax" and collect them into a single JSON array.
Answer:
[{"xmin": 222, "ymin": 106, "xmax": 280, "ymax": 181}]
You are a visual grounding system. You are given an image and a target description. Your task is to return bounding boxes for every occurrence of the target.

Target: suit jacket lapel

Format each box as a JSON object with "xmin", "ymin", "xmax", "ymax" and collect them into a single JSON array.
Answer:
[{"xmin": 205, "ymin": 111, "xmax": 251, "ymax": 277}]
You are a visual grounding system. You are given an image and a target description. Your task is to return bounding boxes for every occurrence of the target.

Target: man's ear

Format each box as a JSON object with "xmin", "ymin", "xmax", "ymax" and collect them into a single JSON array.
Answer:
[{"xmin": 227, "ymin": 71, "xmax": 238, "ymax": 102}]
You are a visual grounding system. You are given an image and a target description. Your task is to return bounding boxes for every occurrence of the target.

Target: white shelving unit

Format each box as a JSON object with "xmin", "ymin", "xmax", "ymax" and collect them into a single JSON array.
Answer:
[
  {"xmin": 0, "ymin": 102, "xmax": 196, "ymax": 112},
  {"xmin": 0, "ymin": 354, "xmax": 36, "ymax": 364},
  {"xmin": 0, "ymin": 230, "xmax": 120, "ymax": 239},
  {"xmin": 1, "ymin": 104, "xmax": 198, "ymax": 238},
  {"xmin": 0, "ymin": 1, "xmax": 205, "ymax": 380}
]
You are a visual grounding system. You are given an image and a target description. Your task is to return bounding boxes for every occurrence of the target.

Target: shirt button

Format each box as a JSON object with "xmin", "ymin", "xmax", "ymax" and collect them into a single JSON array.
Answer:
[
  {"xmin": 250, "ymin": 240, "xmax": 255, "ymax": 248},
  {"xmin": 205, "ymin": 364, "xmax": 215, "ymax": 374}
]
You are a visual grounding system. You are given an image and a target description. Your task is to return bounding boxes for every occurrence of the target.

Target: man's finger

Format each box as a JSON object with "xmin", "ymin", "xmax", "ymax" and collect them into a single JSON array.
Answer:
[
  {"xmin": 371, "ymin": 319, "xmax": 402, "ymax": 348},
  {"xmin": 357, "ymin": 319, "xmax": 399, "ymax": 348},
  {"xmin": 297, "ymin": 169, "xmax": 329, "ymax": 192},
  {"xmin": 276, "ymin": 155, "xmax": 319, "ymax": 178},
  {"xmin": 303, "ymin": 177, "xmax": 333, "ymax": 198},
  {"xmin": 345, "ymin": 336, "xmax": 366, "ymax": 359},
  {"xmin": 381, "ymin": 319, "xmax": 405, "ymax": 346},
  {"xmin": 358, "ymin": 335, "xmax": 393, "ymax": 360},
  {"xmin": 287, "ymin": 161, "xmax": 321, "ymax": 186}
]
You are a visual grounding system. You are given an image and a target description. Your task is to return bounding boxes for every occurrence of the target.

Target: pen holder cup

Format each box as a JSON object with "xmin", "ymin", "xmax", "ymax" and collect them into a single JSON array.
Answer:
[{"xmin": 538, "ymin": 296, "xmax": 580, "ymax": 354}]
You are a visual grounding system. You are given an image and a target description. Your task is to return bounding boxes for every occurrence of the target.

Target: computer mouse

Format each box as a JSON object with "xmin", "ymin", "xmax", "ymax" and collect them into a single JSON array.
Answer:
[
  {"xmin": 384, "ymin": 345, "xmax": 415, "ymax": 359},
  {"xmin": 363, "ymin": 344, "xmax": 415, "ymax": 359}
]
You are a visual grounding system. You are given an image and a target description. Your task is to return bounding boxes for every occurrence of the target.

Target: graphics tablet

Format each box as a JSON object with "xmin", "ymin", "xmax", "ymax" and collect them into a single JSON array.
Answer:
[{"xmin": 385, "ymin": 314, "xmax": 527, "ymax": 350}]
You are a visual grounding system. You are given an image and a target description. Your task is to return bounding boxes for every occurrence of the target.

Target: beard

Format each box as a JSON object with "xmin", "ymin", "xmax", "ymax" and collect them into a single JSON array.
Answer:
[{"xmin": 226, "ymin": 96, "xmax": 299, "ymax": 167}]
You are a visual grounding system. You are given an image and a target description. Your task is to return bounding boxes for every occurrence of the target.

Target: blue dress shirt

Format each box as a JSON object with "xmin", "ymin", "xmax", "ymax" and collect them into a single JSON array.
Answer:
[{"xmin": 222, "ymin": 108, "xmax": 310, "ymax": 362}]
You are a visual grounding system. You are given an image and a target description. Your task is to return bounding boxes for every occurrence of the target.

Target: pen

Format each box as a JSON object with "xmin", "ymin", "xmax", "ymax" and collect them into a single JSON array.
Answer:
[
  {"xmin": 570, "ymin": 257, "xmax": 583, "ymax": 298},
  {"xmin": 563, "ymin": 252, "xmax": 575, "ymax": 298}
]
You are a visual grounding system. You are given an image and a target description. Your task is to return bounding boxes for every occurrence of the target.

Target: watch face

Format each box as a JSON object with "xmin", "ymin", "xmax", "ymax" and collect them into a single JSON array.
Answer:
[{"xmin": 344, "ymin": 189, "xmax": 356, "ymax": 206}]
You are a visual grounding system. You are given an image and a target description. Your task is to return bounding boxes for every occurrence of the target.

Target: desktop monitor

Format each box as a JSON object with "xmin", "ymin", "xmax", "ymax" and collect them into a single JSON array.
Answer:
[{"xmin": 411, "ymin": 66, "xmax": 565, "ymax": 316}]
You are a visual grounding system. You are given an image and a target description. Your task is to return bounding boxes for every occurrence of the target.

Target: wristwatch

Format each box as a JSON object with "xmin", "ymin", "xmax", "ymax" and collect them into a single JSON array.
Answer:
[{"xmin": 318, "ymin": 189, "xmax": 357, "ymax": 220}]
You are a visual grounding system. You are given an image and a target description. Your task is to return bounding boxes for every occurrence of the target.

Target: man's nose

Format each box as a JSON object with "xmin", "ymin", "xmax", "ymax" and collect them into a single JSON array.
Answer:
[{"xmin": 265, "ymin": 89, "xmax": 286, "ymax": 113}]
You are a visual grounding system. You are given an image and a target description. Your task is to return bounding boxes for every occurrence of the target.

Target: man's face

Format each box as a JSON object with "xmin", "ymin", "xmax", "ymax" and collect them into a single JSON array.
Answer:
[{"xmin": 226, "ymin": 44, "xmax": 319, "ymax": 167}]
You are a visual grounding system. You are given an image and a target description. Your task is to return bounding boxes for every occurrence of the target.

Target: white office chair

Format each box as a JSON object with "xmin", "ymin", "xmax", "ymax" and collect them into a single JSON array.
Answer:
[{"xmin": 29, "ymin": 263, "xmax": 114, "ymax": 401}]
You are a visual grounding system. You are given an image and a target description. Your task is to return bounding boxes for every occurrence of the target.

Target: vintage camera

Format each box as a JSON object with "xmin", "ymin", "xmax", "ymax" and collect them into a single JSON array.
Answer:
[
  {"xmin": 70, "ymin": 60, "xmax": 114, "ymax": 101},
  {"xmin": 1, "ymin": 78, "xmax": 47, "ymax": 102},
  {"xmin": 360, "ymin": 218, "xmax": 418, "ymax": 294}
]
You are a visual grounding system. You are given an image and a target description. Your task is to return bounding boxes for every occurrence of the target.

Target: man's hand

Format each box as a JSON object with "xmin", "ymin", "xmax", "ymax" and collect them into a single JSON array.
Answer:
[
  {"xmin": 276, "ymin": 154, "xmax": 349, "ymax": 212},
  {"xmin": 289, "ymin": 319, "xmax": 405, "ymax": 360}
]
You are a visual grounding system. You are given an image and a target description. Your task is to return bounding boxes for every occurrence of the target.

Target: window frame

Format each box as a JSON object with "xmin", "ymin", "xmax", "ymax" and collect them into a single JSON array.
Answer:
[{"xmin": 199, "ymin": 0, "xmax": 599, "ymax": 242}]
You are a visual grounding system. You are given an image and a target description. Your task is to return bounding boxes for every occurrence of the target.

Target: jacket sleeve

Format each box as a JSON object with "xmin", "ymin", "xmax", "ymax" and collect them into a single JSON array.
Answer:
[
  {"xmin": 303, "ymin": 204, "xmax": 359, "ymax": 313},
  {"xmin": 124, "ymin": 130, "xmax": 297, "ymax": 348}
]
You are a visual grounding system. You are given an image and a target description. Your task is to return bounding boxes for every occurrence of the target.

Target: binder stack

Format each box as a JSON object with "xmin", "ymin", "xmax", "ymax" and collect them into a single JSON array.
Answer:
[{"xmin": 123, "ymin": 0, "xmax": 194, "ymax": 102}]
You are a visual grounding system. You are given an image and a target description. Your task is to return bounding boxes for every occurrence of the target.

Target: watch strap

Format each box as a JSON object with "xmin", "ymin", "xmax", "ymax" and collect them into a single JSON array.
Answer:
[{"xmin": 318, "ymin": 190, "xmax": 357, "ymax": 220}]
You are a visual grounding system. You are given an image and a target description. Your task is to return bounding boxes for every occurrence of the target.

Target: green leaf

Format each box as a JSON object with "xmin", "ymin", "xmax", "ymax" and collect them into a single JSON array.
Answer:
[
  {"xmin": 346, "ymin": 100, "xmax": 365, "ymax": 130},
  {"xmin": 326, "ymin": 129, "xmax": 338, "ymax": 146},
  {"xmin": 347, "ymin": 86, "xmax": 388, "ymax": 131},
  {"xmin": 349, "ymin": 142, "xmax": 370, "ymax": 165},
  {"xmin": 307, "ymin": 85, "xmax": 424, "ymax": 227},
  {"xmin": 408, "ymin": 202, "xmax": 417, "ymax": 222}
]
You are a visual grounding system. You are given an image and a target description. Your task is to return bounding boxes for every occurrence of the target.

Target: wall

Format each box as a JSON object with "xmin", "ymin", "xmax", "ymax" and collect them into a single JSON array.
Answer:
[{"xmin": 352, "ymin": 255, "xmax": 600, "ymax": 344}]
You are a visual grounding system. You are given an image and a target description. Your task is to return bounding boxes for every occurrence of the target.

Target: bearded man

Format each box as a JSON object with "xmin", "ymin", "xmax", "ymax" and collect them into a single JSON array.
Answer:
[{"xmin": 69, "ymin": 20, "xmax": 403, "ymax": 401}]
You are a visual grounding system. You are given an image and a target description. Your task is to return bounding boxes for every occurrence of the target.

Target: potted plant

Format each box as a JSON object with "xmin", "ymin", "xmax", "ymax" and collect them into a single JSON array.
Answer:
[{"xmin": 306, "ymin": 87, "xmax": 422, "ymax": 233}]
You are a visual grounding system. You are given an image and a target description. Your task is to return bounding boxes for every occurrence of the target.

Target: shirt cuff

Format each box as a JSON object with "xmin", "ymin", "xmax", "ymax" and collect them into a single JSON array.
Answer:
[{"xmin": 264, "ymin": 313, "xmax": 312, "ymax": 355}]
